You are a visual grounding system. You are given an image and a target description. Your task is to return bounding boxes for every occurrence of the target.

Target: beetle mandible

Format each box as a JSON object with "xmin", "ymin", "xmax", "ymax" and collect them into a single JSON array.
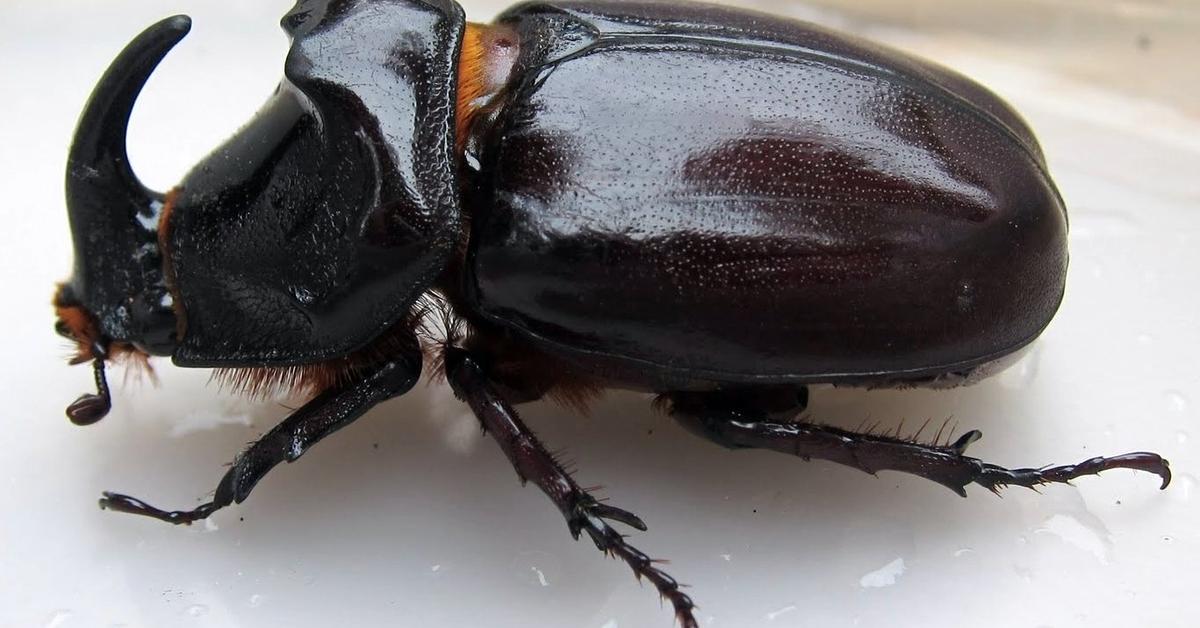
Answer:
[{"xmin": 54, "ymin": 1, "xmax": 1171, "ymax": 625}]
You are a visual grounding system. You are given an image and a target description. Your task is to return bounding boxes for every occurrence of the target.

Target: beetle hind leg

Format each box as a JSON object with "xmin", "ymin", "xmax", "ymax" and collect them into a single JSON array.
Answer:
[
  {"xmin": 444, "ymin": 347, "xmax": 698, "ymax": 628},
  {"xmin": 665, "ymin": 389, "xmax": 1171, "ymax": 496}
]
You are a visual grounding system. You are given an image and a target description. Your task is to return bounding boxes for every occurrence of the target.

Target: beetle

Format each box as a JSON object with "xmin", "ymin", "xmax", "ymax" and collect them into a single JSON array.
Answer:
[{"xmin": 54, "ymin": 1, "xmax": 1171, "ymax": 625}]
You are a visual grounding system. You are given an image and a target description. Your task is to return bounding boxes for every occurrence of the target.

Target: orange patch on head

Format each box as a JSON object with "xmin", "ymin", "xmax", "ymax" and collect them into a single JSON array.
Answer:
[
  {"xmin": 53, "ymin": 299, "xmax": 101, "ymax": 364},
  {"xmin": 52, "ymin": 286, "xmax": 156, "ymax": 382}
]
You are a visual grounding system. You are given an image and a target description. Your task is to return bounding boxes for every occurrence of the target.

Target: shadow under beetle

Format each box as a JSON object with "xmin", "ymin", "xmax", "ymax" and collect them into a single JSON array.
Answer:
[{"xmin": 54, "ymin": 1, "xmax": 1171, "ymax": 625}]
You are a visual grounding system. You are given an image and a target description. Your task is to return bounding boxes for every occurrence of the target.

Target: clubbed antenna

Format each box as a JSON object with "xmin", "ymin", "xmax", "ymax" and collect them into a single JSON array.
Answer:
[{"xmin": 67, "ymin": 353, "xmax": 112, "ymax": 426}]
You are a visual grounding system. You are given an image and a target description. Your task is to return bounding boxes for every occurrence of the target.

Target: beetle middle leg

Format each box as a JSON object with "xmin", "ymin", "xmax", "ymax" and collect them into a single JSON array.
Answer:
[
  {"xmin": 442, "ymin": 346, "xmax": 698, "ymax": 628},
  {"xmin": 99, "ymin": 353, "xmax": 421, "ymax": 524},
  {"xmin": 666, "ymin": 389, "xmax": 1171, "ymax": 496}
]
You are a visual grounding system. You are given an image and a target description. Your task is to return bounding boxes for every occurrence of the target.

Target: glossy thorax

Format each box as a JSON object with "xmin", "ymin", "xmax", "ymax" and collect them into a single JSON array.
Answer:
[{"xmin": 57, "ymin": 0, "xmax": 1067, "ymax": 411}]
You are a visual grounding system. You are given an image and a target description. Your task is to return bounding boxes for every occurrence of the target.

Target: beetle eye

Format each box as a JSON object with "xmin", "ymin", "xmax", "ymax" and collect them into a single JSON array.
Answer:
[{"xmin": 55, "ymin": 319, "xmax": 74, "ymax": 340}]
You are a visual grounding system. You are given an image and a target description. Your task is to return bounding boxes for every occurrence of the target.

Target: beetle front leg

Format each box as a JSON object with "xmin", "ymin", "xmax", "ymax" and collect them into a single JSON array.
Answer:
[
  {"xmin": 99, "ymin": 354, "xmax": 420, "ymax": 524},
  {"xmin": 666, "ymin": 391, "xmax": 1171, "ymax": 496},
  {"xmin": 443, "ymin": 347, "xmax": 698, "ymax": 628}
]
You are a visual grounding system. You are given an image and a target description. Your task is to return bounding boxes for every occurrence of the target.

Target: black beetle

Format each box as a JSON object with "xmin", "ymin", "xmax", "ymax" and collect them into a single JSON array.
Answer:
[{"xmin": 54, "ymin": 1, "xmax": 1171, "ymax": 625}]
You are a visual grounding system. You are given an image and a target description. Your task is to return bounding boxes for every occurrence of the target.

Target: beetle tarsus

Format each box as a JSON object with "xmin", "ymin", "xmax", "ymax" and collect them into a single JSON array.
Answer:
[
  {"xmin": 99, "ymin": 491, "xmax": 219, "ymax": 525},
  {"xmin": 974, "ymin": 451, "xmax": 1171, "ymax": 492},
  {"xmin": 446, "ymin": 349, "xmax": 698, "ymax": 628},
  {"xmin": 667, "ymin": 392, "xmax": 1172, "ymax": 496}
]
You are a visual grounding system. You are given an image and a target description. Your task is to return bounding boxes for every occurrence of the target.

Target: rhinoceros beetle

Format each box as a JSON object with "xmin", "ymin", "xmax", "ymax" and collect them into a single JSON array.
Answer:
[{"xmin": 54, "ymin": 1, "xmax": 1170, "ymax": 625}]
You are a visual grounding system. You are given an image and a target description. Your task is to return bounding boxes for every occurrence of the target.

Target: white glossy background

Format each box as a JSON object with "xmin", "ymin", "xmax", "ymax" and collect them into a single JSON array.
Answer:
[{"xmin": 2, "ymin": 1, "xmax": 1197, "ymax": 627}]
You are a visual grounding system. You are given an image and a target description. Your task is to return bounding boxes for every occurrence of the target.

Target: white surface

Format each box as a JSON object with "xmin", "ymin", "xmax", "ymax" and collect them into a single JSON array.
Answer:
[{"xmin": 1, "ymin": 2, "xmax": 1197, "ymax": 627}]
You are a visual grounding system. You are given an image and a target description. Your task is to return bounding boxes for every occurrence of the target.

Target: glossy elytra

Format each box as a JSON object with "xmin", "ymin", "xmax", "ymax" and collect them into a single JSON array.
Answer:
[{"xmin": 54, "ymin": 2, "xmax": 1170, "ymax": 625}]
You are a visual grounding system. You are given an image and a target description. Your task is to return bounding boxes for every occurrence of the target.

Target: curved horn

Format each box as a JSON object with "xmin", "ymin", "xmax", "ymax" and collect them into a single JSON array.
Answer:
[
  {"xmin": 64, "ymin": 15, "xmax": 190, "ymax": 343},
  {"xmin": 67, "ymin": 15, "xmax": 190, "ymax": 212}
]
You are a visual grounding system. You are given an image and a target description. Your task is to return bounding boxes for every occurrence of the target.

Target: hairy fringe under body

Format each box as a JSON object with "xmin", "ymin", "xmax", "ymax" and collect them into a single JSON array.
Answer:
[{"xmin": 212, "ymin": 298, "xmax": 437, "ymax": 401}]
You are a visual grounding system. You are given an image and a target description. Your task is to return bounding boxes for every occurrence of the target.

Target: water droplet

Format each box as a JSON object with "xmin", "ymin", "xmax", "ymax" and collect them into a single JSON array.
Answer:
[
  {"xmin": 1136, "ymin": 333, "xmax": 1153, "ymax": 346},
  {"xmin": 185, "ymin": 605, "xmax": 208, "ymax": 618},
  {"xmin": 1035, "ymin": 514, "xmax": 1111, "ymax": 564},
  {"xmin": 45, "ymin": 610, "xmax": 72, "ymax": 628},
  {"xmin": 720, "ymin": 553, "xmax": 732, "ymax": 562},
  {"xmin": 1177, "ymin": 431, "xmax": 1189, "ymax": 445},
  {"xmin": 1164, "ymin": 390, "xmax": 1188, "ymax": 414},
  {"xmin": 248, "ymin": 594, "xmax": 263, "ymax": 608},
  {"xmin": 859, "ymin": 558, "xmax": 905, "ymax": 588},
  {"xmin": 953, "ymin": 548, "xmax": 974, "ymax": 558},
  {"xmin": 203, "ymin": 518, "xmax": 219, "ymax": 532},
  {"xmin": 169, "ymin": 407, "xmax": 251, "ymax": 437},
  {"xmin": 765, "ymin": 605, "xmax": 798, "ymax": 621},
  {"xmin": 510, "ymin": 551, "xmax": 560, "ymax": 589},
  {"xmin": 431, "ymin": 564, "xmax": 441, "ymax": 572},
  {"xmin": 600, "ymin": 620, "xmax": 619, "ymax": 628}
]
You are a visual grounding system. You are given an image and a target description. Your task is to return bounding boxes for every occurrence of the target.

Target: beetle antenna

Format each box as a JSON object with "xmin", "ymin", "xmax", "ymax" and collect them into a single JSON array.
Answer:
[{"xmin": 67, "ymin": 357, "xmax": 112, "ymax": 426}]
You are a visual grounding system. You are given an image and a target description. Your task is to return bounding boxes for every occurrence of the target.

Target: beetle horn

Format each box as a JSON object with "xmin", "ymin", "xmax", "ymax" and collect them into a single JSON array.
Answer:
[
  {"xmin": 66, "ymin": 15, "xmax": 189, "ymax": 234},
  {"xmin": 63, "ymin": 15, "xmax": 189, "ymax": 348}
]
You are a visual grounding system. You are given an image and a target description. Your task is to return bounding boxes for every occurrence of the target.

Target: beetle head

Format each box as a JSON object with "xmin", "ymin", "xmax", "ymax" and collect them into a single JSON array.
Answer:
[{"xmin": 56, "ymin": 16, "xmax": 190, "ymax": 424}]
